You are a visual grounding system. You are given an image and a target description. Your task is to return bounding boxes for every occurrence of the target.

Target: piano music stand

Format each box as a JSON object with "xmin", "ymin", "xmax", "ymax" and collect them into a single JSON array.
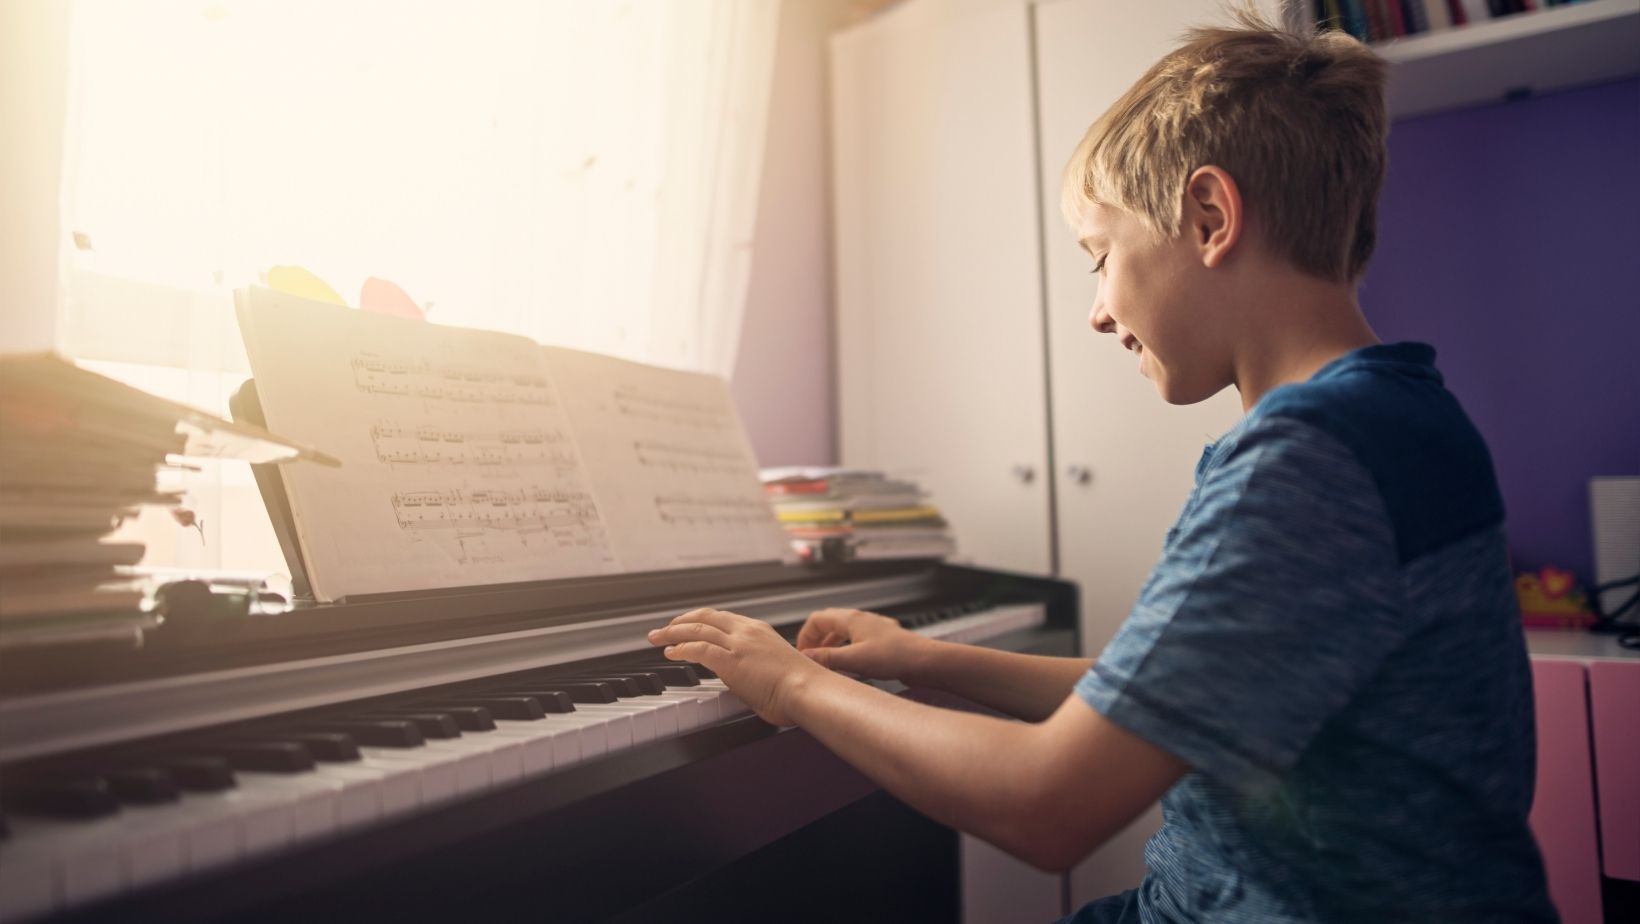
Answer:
[{"xmin": 228, "ymin": 378, "xmax": 315, "ymax": 602}]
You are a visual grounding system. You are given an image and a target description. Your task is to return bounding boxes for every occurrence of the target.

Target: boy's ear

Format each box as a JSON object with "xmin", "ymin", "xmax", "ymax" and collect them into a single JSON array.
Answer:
[{"xmin": 1182, "ymin": 166, "xmax": 1242, "ymax": 269}]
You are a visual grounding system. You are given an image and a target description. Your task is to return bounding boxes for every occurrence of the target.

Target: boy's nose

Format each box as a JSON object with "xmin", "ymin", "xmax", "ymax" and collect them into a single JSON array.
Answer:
[{"xmin": 1090, "ymin": 301, "xmax": 1116, "ymax": 335}]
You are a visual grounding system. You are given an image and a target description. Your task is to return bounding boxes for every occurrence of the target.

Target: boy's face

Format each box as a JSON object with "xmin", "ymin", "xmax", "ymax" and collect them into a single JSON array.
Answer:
[{"xmin": 1073, "ymin": 201, "xmax": 1231, "ymax": 405}]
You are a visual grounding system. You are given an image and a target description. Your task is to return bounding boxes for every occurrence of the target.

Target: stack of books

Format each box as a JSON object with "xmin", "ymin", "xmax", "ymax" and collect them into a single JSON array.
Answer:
[
  {"xmin": 760, "ymin": 466, "xmax": 956, "ymax": 563},
  {"xmin": 1316, "ymin": 0, "xmax": 1590, "ymax": 44},
  {"xmin": 0, "ymin": 354, "xmax": 331, "ymax": 648}
]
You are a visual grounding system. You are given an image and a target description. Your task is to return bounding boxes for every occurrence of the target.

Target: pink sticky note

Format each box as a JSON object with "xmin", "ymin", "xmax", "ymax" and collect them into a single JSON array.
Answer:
[{"xmin": 360, "ymin": 276, "xmax": 424, "ymax": 321}]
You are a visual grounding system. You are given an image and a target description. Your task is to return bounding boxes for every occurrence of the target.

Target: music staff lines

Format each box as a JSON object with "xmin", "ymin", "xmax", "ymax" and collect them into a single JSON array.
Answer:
[
  {"xmin": 633, "ymin": 440, "xmax": 753, "ymax": 476},
  {"xmin": 654, "ymin": 494, "xmax": 774, "ymax": 527},
  {"xmin": 371, "ymin": 420, "xmax": 577, "ymax": 469},
  {"xmin": 613, "ymin": 386, "xmax": 730, "ymax": 431},
  {"xmin": 352, "ymin": 354, "xmax": 555, "ymax": 406},
  {"xmin": 392, "ymin": 487, "xmax": 602, "ymax": 533}
]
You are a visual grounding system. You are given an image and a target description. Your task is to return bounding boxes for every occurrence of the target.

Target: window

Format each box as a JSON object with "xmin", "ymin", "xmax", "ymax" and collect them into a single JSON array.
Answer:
[{"xmin": 60, "ymin": 0, "xmax": 780, "ymax": 575}]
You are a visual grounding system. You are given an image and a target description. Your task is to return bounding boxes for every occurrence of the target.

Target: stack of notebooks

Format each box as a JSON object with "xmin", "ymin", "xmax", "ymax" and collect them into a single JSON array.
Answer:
[
  {"xmin": 760, "ymin": 466, "xmax": 956, "ymax": 563},
  {"xmin": 0, "ymin": 354, "xmax": 329, "ymax": 649}
]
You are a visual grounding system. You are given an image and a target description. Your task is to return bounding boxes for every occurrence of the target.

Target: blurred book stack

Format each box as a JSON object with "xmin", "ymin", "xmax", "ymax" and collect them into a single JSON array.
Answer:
[
  {"xmin": 760, "ymin": 466, "xmax": 956, "ymax": 563},
  {"xmin": 0, "ymin": 354, "xmax": 334, "ymax": 649}
]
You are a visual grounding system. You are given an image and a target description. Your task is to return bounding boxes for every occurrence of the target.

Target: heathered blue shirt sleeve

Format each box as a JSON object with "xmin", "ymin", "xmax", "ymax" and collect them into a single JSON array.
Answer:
[{"xmin": 1076, "ymin": 415, "xmax": 1411, "ymax": 792}]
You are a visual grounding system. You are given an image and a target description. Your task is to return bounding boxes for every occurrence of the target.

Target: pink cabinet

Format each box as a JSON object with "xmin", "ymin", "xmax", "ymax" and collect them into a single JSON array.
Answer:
[{"xmin": 1528, "ymin": 632, "xmax": 1640, "ymax": 924}]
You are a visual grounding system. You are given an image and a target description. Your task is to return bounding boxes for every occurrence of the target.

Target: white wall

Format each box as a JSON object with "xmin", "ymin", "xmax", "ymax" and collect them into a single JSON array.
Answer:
[
  {"xmin": 730, "ymin": 0, "xmax": 855, "ymax": 468},
  {"xmin": 0, "ymin": 0, "xmax": 71, "ymax": 353}
]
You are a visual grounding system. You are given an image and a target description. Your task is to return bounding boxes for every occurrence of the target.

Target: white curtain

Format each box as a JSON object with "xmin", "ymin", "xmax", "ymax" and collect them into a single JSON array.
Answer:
[
  {"xmin": 60, "ymin": 0, "xmax": 780, "ymax": 378},
  {"xmin": 55, "ymin": 0, "xmax": 783, "ymax": 574}
]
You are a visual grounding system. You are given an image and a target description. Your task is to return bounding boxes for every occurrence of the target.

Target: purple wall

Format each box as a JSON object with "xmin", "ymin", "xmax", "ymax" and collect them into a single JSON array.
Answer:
[{"xmin": 1359, "ymin": 78, "xmax": 1640, "ymax": 587}]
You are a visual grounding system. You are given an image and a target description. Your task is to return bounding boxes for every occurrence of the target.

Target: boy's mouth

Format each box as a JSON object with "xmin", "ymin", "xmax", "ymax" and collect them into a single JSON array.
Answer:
[{"xmin": 1121, "ymin": 335, "xmax": 1141, "ymax": 353}]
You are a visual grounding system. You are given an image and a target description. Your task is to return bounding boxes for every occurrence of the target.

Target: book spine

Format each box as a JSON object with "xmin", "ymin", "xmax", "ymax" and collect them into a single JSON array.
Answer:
[
  {"xmin": 1340, "ymin": 0, "xmax": 1373, "ymax": 39},
  {"xmin": 1403, "ymin": 0, "xmax": 1430, "ymax": 32},
  {"xmin": 1458, "ymin": 0, "xmax": 1492, "ymax": 23},
  {"xmin": 1386, "ymin": 0, "xmax": 1409, "ymax": 34},
  {"xmin": 1425, "ymin": 0, "xmax": 1454, "ymax": 30}
]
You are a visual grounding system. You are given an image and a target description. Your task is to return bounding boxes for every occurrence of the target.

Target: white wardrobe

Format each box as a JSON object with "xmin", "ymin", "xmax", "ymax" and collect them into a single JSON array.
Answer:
[{"xmin": 831, "ymin": 0, "xmax": 1256, "ymax": 916}]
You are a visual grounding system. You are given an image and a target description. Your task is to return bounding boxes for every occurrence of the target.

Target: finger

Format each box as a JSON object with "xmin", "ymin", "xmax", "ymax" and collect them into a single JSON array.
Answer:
[
  {"xmin": 670, "ymin": 607, "xmax": 743, "ymax": 633},
  {"xmin": 663, "ymin": 640, "xmax": 728, "ymax": 675},
  {"xmin": 647, "ymin": 621, "xmax": 731, "ymax": 649},
  {"xmin": 796, "ymin": 608, "xmax": 857, "ymax": 650},
  {"xmin": 803, "ymin": 644, "xmax": 856, "ymax": 673}
]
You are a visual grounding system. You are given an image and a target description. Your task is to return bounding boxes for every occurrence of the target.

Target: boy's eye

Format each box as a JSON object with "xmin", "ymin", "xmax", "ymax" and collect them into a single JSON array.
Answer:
[{"xmin": 1090, "ymin": 255, "xmax": 1107, "ymax": 275}]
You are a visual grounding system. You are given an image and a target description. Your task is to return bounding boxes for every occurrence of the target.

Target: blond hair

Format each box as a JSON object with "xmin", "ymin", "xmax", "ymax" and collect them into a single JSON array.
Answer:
[{"xmin": 1061, "ymin": 7, "xmax": 1388, "ymax": 283}]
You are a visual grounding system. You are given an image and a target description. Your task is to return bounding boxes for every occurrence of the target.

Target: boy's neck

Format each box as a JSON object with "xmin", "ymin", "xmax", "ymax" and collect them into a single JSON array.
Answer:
[{"xmin": 1230, "ymin": 273, "xmax": 1380, "ymax": 414}]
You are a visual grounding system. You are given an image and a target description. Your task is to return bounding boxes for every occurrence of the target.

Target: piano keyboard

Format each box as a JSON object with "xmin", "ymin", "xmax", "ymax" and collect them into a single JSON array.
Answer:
[{"xmin": 0, "ymin": 601, "xmax": 1045, "ymax": 922}]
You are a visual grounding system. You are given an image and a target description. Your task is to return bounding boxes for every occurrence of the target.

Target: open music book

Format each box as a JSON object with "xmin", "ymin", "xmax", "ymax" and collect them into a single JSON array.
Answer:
[{"xmin": 235, "ymin": 287, "xmax": 790, "ymax": 602}]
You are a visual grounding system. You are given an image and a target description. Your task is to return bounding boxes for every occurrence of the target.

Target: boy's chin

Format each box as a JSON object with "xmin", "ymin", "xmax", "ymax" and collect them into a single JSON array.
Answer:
[{"xmin": 1153, "ymin": 373, "xmax": 1226, "ymax": 406}]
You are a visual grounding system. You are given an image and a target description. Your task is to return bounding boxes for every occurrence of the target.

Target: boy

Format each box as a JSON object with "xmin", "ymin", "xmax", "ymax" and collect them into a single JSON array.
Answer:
[{"xmin": 648, "ymin": 10, "xmax": 1556, "ymax": 922}]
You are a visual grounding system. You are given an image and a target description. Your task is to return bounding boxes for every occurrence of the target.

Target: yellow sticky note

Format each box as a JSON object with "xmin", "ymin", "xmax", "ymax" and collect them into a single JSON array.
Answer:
[{"xmin": 266, "ymin": 265, "xmax": 346, "ymax": 306}]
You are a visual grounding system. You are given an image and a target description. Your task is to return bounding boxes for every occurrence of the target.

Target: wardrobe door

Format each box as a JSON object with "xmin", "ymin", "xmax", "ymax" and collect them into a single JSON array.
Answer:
[{"xmin": 831, "ymin": 0, "xmax": 1051, "ymax": 576}]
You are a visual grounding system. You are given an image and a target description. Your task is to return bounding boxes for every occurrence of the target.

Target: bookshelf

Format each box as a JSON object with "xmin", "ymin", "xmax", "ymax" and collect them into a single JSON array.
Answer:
[{"xmin": 1373, "ymin": 0, "xmax": 1640, "ymax": 119}]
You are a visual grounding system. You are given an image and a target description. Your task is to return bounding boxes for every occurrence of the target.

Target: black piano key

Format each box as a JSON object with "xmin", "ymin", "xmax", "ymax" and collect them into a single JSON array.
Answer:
[
  {"xmin": 160, "ymin": 756, "xmax": 237, "ymax": 791},
  {"xmin": 104, "ymin": 767, "xmax": 180, "ymax": 804},
  {"xmin": 570, "ymin": 672, "xmax": 665, "ymax": 695},
  {"xmin": 437, "ymin": 697, "xmax": 547, "ymax": 721},
  {"xmin": 0, "ymin": 813, "xmax": 9, "ymax": 840},
  {"xmin": 6, "ymin": 779, "xmax": 121, "ymax": 819},
  {"xmin": 474, "ymin": 690, "xmax": 577, "ymax": 713},
  {"xmin": 646, "ymin": 665, "xmax": 700, "ymax": 687},
  {"xmin": 301, "ymin": 720, "xmax": 424, "ymax": 749},
  {"xmin": 266, "ymin": 732, "xmax": 362, "ymax": 762},
  {"xmin": 398, "ymin": 704, "xmax": 496, "ymax": 731},
  {"xmin": 211, "ymin": 741, "xmax": 316, "ymax": 774},
  {"xmin": 500, "ymin": 682, "xmax": 616, "ymax": 704},
  {"xmin": 358, "ymin": 712, "xmax": 462, "ymax": 739},
  {"xmin": 559, "ymin": 676, "xmax": 642, "ymax": 697}
]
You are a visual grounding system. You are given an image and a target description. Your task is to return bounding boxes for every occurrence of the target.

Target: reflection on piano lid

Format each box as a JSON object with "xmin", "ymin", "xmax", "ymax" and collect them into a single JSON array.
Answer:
[{"xmin": 0, "ymin": 560, "xmax": 1078, "ymax": 923}]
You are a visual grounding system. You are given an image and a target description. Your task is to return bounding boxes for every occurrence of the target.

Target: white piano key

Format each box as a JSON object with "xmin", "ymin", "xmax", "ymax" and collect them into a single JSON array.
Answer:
[
  {"xmin": 327, "ymin": 757, "xmax": 422, "ymax": 817},
  {"xmin": 604, "ymin": 698, "xmax": 679, "ymax": 738},
  {"xmin": 536, "ymin": 712, "xmax": 612, "ymax": 759},
  {"xmin": 0, "ymin": 838, "xmax": 56, "ymax": 922},
  {"xmin": 660, "ymin": 688, "xmax": 724, "ymax": 724},
  {"xmin": 486, "ymin": 719, "xmax": 583, "ymax": 776},
  {"xmin": 573, "ymin": 704, "xmax": 650, "ymax": 746},
  {"xmin": 653, "ymin": 692, "xmax": 702, "ymax": 730},
  {"xmin": 559, "ymin": 706, "xmax": 633, "ymax": 751},
  {"xmin": 355, "ymin": 741, "xmax": 490, "ymax": 804},
  {"xmin": 234, "ymin": 774, "xmax": 341, "ymax": 843}
]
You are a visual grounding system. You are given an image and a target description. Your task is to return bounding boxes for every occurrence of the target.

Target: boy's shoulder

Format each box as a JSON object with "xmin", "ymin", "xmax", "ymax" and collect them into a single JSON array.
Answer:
[{"xmin": 1232, "ymin": 342, "xmax": 1504, "ymax": 564}]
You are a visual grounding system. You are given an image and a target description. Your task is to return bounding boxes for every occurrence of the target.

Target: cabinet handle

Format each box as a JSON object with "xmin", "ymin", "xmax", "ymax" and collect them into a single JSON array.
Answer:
[
  {"xmin": 1011, "ymin": 464, "xmax": 1036, "ymax": 484},
  {"xmin": 1066, "ymin": 465, "xmax": 1092, "ymax": 485}
]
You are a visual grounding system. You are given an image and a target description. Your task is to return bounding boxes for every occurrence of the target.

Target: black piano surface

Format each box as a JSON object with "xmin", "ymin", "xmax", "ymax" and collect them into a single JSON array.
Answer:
[{"xmin": 0, "ymin": 560, "xmax": 1078, "ymax": 923}]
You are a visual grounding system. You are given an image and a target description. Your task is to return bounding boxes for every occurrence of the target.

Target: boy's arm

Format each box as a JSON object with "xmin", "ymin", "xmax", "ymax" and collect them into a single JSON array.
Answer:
[
  {"xmin": 649, "ymin": 609, "xmax": 1186, "ymax": 872},
  {"xmin": 798, "ymin": 608, "xmax": 1091, "ymax": 722}
]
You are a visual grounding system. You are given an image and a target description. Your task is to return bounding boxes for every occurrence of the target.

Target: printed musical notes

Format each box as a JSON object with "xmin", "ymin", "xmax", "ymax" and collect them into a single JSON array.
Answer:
[
  {"xmin": 540, "ymin": 346, "xmax": 790, "ymax": 572},
  {"xmin": 236, "ymin": 289, "xmax": 618, "ymax": 599},
  {"xmin": 370, "ymin": 421, "xmax": 576, "ymax": 469},
  {"xmin": 235, "ymin": 287, "xmax": 787, "ymax": 601},
  {"xmin": 351, "ymin": 354, "xmax": 554, "ymax": 405}
]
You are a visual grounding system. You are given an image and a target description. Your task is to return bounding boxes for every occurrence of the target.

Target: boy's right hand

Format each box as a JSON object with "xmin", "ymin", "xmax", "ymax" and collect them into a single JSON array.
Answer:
[{"xmin": 795, "ymin": 608, "xmax": 932, "ymax": 683}]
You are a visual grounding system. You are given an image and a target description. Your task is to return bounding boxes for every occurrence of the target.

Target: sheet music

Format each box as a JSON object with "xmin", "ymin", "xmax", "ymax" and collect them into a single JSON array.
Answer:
[
  {"xmin": 539, "ymin": 346, "xmax": 791, "ymax": 573},
  {"xmin": 237, "ymin": 289, "xmax": 617, "ymax": 600}
]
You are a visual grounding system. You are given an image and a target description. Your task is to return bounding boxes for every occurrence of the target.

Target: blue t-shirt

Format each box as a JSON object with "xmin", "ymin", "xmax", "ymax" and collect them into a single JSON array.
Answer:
[{"xmin": 1065, "ymin": 343, "xmax": 1555, "ymax": 923}]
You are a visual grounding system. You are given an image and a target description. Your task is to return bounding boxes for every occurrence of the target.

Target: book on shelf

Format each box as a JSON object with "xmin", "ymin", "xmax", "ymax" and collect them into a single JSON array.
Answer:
[{"xmin": 1320, "ymin": 0, "xmax": 1592, "ymax": 43}]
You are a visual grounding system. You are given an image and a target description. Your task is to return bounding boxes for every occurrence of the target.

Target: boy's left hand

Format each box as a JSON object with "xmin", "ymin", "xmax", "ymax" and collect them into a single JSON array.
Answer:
[{"xmin": 647, "ymin": 608, "xmax": 822, "ymax": 726}]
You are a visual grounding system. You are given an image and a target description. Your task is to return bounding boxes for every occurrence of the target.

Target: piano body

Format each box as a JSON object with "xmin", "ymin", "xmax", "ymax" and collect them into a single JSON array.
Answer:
[{"xmin": 0, "ymin": 560, "xmax": 1078, "ymax": 923}]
